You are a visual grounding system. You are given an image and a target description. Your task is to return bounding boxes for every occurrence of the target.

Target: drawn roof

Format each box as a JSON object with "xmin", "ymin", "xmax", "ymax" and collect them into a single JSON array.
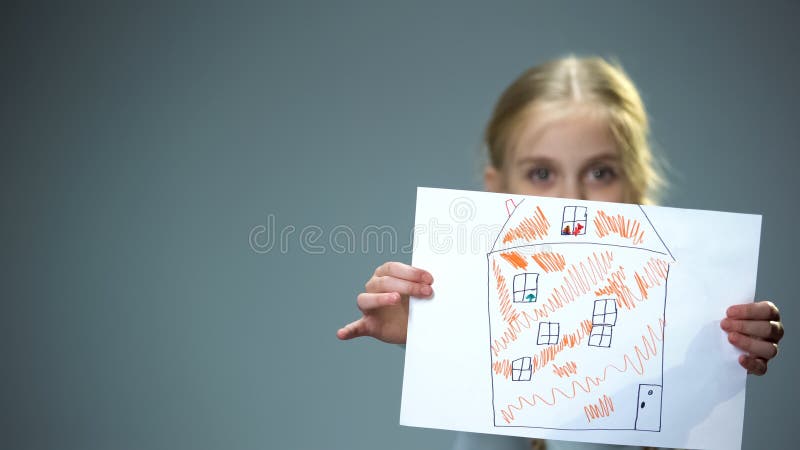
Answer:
[{"xmin": 489, "ymin": 197, "xmax": 674, "ymax": 260}]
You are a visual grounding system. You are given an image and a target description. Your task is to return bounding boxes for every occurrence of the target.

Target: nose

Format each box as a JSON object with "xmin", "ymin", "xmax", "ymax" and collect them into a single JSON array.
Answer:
[{"xmin": 555, "ymin": 178, "xmax": 585, "ymax": 201}]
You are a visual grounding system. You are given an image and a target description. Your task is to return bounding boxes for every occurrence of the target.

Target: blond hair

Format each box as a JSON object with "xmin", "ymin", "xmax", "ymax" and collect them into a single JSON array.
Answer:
[{"xmin": 484, "ymin": 56, "xmax": 664, "ymax": 204}]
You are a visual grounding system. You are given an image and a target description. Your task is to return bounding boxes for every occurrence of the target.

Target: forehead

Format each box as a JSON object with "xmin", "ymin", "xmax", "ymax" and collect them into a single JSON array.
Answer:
[{"xmin": 511, "ymin": 104, "xmax": 619, "ymax": 164}]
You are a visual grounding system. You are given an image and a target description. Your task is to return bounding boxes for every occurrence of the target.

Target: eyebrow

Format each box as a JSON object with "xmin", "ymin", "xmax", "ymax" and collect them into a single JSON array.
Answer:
[
  {"xmin": 583, "ymin": 153, "xmax": 622, "ymax": 165},
  {"xmin": 514, "ymin": 152, "xmax": 620, "ymax": 166}
]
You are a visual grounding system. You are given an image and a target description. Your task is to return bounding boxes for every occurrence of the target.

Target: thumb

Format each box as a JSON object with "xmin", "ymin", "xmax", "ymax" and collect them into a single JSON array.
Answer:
[{"xmin": 337, "ymin": 317, "xmax": 369, "ymax": 340}]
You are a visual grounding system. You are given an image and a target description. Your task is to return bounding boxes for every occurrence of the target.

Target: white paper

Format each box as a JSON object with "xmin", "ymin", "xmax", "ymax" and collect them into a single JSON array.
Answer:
[{"xmin": 400, "ymin": 187, "xmax": 761, "ymax": 450}]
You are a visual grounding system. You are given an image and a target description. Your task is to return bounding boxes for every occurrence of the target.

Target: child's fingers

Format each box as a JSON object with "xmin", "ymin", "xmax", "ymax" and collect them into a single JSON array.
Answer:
[
  {"xmin": 727, "ymin": 331, "xmax": 779, "ymax": 360},
  {"xmin": 337, "ymin": 317, "xmax": 368, "ymax": 340},
  {"xmin": 374, "ymin": 261, "xmax": 434, "ymax": 284},
  {"xmin": 365, "ymin": 276, "xmax": 433, "ymax": 298},
  {"xmin": 740, "ymin": 355, "xmax": 768, "ymax": 375},
  {"xmin": 726, "ymin": 301, "xmax": 780, "ymax": 321},
  {"xmin": 720, "ymin": 318, "xmax": 784, "ymax": 342},
  {"xmin": 357, "ymin": 292, "xmax": 400, "ymax": 312}
]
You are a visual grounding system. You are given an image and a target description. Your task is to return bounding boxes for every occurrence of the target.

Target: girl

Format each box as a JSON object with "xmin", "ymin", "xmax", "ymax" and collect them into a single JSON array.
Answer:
[{"xmin": 337, "ymin": 56, "xmax": 784, "ymax": 450}]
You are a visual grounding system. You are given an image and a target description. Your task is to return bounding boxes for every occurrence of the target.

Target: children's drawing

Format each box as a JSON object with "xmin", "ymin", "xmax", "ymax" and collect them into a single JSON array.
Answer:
[
  {"xmin": 487, "ymin": 199, "xmax": 674, "ymax": 430},
  {"xmin": 402, "ymin": 187, "xmax": 760, "ymax": 449}
]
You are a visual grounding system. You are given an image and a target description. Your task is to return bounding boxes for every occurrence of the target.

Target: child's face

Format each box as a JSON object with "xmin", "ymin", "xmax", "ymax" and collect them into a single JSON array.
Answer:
[{"xmin": 485, "ymin": 110, "xmax": 628, "ymax": 203}]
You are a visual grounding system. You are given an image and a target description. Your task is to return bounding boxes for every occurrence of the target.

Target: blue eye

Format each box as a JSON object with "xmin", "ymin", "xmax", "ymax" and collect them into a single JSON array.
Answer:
[
  {"xmin": 589, "ymin": 166, "xmax": 616, "ymax": 180},
  {"xmin": 528, "ymin": 168, "xmax": 550, "ymax": 182}
]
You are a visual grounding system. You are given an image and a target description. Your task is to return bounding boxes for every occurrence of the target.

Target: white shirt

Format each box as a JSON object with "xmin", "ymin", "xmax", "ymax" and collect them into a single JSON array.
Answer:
[{"xmin": 452, "ymin": 432, "xmax": 649, "ymax": 450}]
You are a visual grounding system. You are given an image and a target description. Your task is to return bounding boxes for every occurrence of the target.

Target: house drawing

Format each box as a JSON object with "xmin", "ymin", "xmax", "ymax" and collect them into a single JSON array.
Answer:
[{"xmin": 486, "ymin": 198, "xmax": 674, "ymax": 431}]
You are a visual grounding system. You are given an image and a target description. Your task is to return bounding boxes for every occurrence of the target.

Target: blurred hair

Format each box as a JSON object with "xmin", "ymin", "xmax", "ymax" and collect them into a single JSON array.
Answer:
[{"xmin": 484, "ymin": 55, "xmax": 665, "ymax": 204}]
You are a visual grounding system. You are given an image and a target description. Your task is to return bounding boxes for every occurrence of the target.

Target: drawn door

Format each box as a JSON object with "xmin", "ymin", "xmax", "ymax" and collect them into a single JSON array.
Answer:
[{"xmin": 635, "ymin": 384, "xmax": 662, "ymax": 431}]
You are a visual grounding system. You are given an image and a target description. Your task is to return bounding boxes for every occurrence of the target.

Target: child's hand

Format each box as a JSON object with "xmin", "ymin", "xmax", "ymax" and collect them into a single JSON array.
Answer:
[
  {"xmin": 337, "ymin": 262, "xmax": 434, "ymax": 344},
  {"xmin": 720, "ymin": 301, "xmax": 784, "ymax": 375}
]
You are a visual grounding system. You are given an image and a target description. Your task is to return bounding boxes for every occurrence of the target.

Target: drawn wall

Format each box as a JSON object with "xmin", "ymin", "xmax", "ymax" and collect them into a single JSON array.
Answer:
[{"xmin": 487, "ymin": 198, "xmax": 674, "ymax": 431}]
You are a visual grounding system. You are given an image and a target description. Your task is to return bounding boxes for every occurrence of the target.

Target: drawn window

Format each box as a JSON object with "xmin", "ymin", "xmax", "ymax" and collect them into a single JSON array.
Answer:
[
  {"xmin": 588, "ymin": 325, "xmax": 613, "ymax": 348},
  {"xmin": 561, "ymin": 206, "xmax": 588, "ymax": 236},
  {"xmin": 592, "ymin": 299, "xmax": 617, "ymax": 326},
  {"xmin": 511, "ymin": 357, "xmax": 532, "ymax": 381},
  {"xmin": 537, "ymin": 322, "xmax": 560, "ymax": 345},
  {"xmin": 512, "ymin": 272, "xmax": 539, "ymax": 303}
]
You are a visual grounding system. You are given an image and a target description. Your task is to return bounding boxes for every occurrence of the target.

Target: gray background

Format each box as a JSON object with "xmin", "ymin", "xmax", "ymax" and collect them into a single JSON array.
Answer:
[{"xmin": 2, "ymin": 1, "xmax": 798, "ymax": 449}]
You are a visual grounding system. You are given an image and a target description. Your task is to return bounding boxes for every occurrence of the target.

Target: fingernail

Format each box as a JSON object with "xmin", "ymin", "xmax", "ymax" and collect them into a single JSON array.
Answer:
[
  {"xmin": 421, "ymin": 286, "xmax": 432, "ymax": 296},
  {"xmin": 720, "ymin": 318, "xmax": 730, "ymax": 329},
  {"xmin": 422, "ymin": 273, "xmax": 434, "ymax": 284}
]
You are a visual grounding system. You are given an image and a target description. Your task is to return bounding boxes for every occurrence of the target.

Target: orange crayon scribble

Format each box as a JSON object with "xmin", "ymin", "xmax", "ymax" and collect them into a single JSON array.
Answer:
[
  {"xmin": 584, "ymin": 395, "xmax": 615, "ymax": 423},
  {"xmin": 494, "ymin": 260, "xmax": 520, "ymax": 326},
  {"xmin": 532, "ymin": 252, "xmax": 567, "ymax": 272},
  {"xmin": 595, "ymin": 266, "xmax": 641, "ymax": 310},
  {"xmin": 552, "ymin": 361, "xmax": 578, "ymax": 378},
  {"xmin": 593, "ymin": 210, "xmax": 646, "ymax": 245},
  {"xmin": 493, "ymin": 322, "xmax": 591, "ymax": 379},
  {"xmin": 527, "ymin": 320, "xmax": 592, "ymax": 375},
  {"xmin": 489, "ymin": 310, "xmax": 537, "ymax": 357},
  {"xmin": 500, "ymin": 251, "xmax": 528, "ymax": 270},
  {"xmin": 499, "ymin": 318, "xmax": 665, "ymax": 424},
  {"xmin": 527, "ymin": 251, "xmax": 615, "ymax": 321},
  {"xmin": 502, "ymin": 206, "xmax": 550, "ymax": 243},
  {"xmin": 634, "ymin": 258, "xmax": 670, "ymax": 299},
  {"xmin": 493, "ymin": 359, "xmax": 513, "ymax": 378},
  {"xmin": 490, "ymin": 259, "xmax": 535, "ymax": 356},
  {"xmin": 490, "ymin": 251, "xmax": 614, "ymax": 357}
]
